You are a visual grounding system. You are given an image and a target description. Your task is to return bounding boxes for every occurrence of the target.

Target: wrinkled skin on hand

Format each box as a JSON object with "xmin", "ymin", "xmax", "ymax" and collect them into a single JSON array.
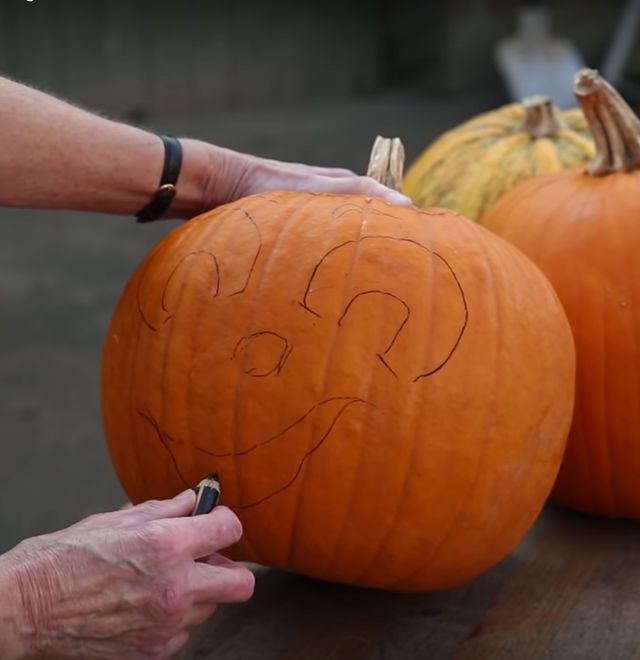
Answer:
[
  {"xmin": 196, "ymin": 142, "xmax": 414, "ymax": 210},
  {"xmin": 0, "ymin": 491, "xmax": 254, "ymax": 659}
]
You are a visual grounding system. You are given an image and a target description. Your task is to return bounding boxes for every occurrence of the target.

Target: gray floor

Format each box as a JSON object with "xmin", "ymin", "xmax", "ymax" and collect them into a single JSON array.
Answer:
[{"xmin": 0, "ymin": 92, "xmax": 491, "ymax": 552}]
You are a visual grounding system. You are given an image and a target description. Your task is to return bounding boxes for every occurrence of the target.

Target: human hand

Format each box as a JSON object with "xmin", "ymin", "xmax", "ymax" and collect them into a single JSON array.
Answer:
[
  {"xmin": 176, "ymin": 139, "xmax": 413, "ymax": 215},
  {"xmin": 0, "ymin": 491, "xmax": 254, "ymax": 659}
]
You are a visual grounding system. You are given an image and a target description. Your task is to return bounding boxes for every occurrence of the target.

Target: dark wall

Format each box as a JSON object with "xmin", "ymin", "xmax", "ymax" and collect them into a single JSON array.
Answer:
[
  {"xmin": 0, "ymin": 0, "xmax": 382, "ymax": 118},
  {"xmin": 0, "ymin": 0, "xmax": 633, "ymax": 119}
]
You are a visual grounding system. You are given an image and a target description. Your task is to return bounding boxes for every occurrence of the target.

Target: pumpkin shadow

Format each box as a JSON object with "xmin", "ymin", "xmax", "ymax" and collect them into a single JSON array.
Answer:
[
  {"xmin": 183, "ymin": 504, "xmax": 640, "ymax": 659},
  {"xmin": 184, "ymin": 556, "xmax": 513, "ymax": 660}
]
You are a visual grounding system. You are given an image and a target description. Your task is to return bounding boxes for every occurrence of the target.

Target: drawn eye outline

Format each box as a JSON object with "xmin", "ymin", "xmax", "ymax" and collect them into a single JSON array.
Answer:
[{"xmin": 232, "ymin": 331, "xmax": 293, "ymax": 377}]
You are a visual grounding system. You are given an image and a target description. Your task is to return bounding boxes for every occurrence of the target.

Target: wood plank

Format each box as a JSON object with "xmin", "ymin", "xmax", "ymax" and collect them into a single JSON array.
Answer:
[
  {"xmin": 455, "ymin": 505, "xmax": 640, "ymax": 660},
  {"xmin": 182, "ymin": 531, "xmax": 517, "ymax": 658},
  {"xmin": 184, "ymin": 505, "xmax": 640, "ymax": 659}
]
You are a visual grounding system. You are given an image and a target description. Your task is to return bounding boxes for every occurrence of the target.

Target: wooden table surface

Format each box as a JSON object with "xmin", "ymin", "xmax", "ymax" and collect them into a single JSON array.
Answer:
[{"xmin": 183, "ymin": 503, "xmax": 640, "ymax": 660}]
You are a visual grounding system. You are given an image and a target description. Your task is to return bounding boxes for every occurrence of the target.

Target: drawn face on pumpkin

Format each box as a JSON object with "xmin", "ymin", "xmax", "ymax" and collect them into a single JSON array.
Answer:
[{"xmin": 132, "ymin": 200, "xmax": 468, "ymax": 509}]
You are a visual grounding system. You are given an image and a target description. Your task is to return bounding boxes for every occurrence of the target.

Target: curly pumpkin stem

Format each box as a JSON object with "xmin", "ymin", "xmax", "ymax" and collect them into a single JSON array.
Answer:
[
  {"xmin": 574, "ymin": 68, "xmax": 640, "ymax": 175},
  {"xmin": 517, "ymin": 95, "xmax": 565, "ymax": 138},
  {"xmin": 366, "ymin": 136, "xmax": 405, "ymax": 190}
]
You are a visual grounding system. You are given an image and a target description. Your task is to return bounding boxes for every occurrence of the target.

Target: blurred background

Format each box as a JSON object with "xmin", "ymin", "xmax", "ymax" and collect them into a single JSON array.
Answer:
[{"xmin": 0, "ymin": 0, "xmax": 637, "ymax": 552}]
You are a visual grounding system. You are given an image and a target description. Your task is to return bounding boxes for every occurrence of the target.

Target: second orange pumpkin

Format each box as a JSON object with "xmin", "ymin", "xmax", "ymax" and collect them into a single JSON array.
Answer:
[{"xmin": 482, "ymin": 70, "xmax": 640, "ymax": 519}]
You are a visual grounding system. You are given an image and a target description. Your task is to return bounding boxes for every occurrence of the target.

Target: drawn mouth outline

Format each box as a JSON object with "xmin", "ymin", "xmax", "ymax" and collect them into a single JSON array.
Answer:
[{"xmin": 138, "ymin": 396, "xmax": 374, "ymax": 509}]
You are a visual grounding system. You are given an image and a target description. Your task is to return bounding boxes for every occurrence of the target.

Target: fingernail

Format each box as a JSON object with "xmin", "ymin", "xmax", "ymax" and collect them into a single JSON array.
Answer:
[{"xmin": 387, "ymin": 192, "xmax": 413, "ymax": 207}]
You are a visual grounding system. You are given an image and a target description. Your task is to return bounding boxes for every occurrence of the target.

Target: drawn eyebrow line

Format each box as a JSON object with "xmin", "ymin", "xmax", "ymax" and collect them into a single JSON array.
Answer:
[
  {"xmin": 413, "ymin": 251, "xmax": 468, "ymax": 381},
  {"xmin": 299, "ymin": 235, "xmax": 469, "ymax": 379},
  {"xmin": 161, "ymin": 251, "xmax": 220, "ymax": 315},
  {"xmin": 136, "ymin": 208, "xmax": 263, "ymax": 330},
  {"xmin": 137, "ymin": 285, "xmax": 159, "ymax": 333},
  {"xmin": 300, "ymin": 235, "xmax": 438, "ymax": 315},
  {"xmin": 135, "ymin": 250, "xmax": 219, "ymax": 333},
  {"xmin": 227, "ymin": 208, "xmax": 262, "ymax": 297}
]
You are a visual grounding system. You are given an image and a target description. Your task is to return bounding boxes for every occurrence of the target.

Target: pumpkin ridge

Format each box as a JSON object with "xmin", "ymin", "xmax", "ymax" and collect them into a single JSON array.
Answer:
[
  {"xmin": 346, "ymin": 216, "xmax": 438, "ymax": 585},
  {"xmin": 600, "ymin": 188, "xmax": 629, "ymax": 514},
  {"xmin": 557, "ymin": 129, "xmax": 596, "ymax": 158},
  {"xmin": 183, "ymin": 218, "xmax": 244, "ymax": 526},
  {"xmin": 561, "ymin": 262, "xmax": 601, "ymax": 512},
  {"xmin": 292, "ymin": 197, "xmax": 388, "ymax": 570},
  {"xmin": 404, "ymin": 128, "xmax": 505, "ymax": 186},
  {"xmin": 293, "ymin": 140, "xmax": 406, "ymax": 575},
  {"xmin": 283, "ymin": 194, "xmax": 360, "ymax": 569},
  {"xmin": 167, "ymin": 220, "xmax": 224, "ymax": 499},
  {"xmin": 600, "ymin": 265, "xmax": 620, "ymax": 513},
  {"xmin": 458, "ymin": 134, "xmax": 529, "ymax": 219},
  {"xmin": 144, "ymin": 242, "xmax": 184, "ymax": 496},
  {"xmin": 199, "ymin": 197, "xmax": 277, "ymax": 560},
  {"xmin": 119, "ymin": 268, "xmax": 152, "ymax": 501},
  {"xmin": 181, "ymin": 250, "xmax": 223, "ymax": 521},
  {"xmin": 238, "ymin": 192, "xmax": 300, "ymax": 563},
  {"xmin": 400, "ymin": 226, "xmax": 504, "ymax": 587},
  {"xmin": 353, "ymin": 220, "xmax": 481, "ymax": 589},
  {"xmin": 319, "ymin": 291, "xmax": 404, "ymax": 578},
  {"xmin": 237, "ymin": 398, "xmax": 373, "ymax": 510},
  {"xmin": 532, "ymin": 138, "xmax": 561, "ymax": 173},
  {"xmin": 196, "ymin": 396, "xmax": 367, "ymax": 458},
  {"xmin": 460, "ymin": 228, "xmax": 559, "ymax": 562}
]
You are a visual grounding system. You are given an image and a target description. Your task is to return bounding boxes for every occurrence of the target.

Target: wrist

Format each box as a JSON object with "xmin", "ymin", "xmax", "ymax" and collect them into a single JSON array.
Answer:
[
  {"xmin": 0, "ymin": 557, "xmax": 30, "ymax": 659},
  {"xmin": 162, "ymin": 138, "xmax": 213, "ymax": 220},
  {"xmin": 147, "ymin": 137, "xmax": 254, "ymax": 220}
]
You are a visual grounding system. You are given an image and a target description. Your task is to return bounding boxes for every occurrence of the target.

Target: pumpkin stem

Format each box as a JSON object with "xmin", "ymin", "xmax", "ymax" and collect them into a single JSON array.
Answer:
[
  {"xmin": 574, "ymin": 68, "xmax": 640, "ymax": 175},
  {"xmin": 517, "ymin": 95, "xmax": 565, "ymax": 138},
  {"xmin": 366, "ymin": 136, "xmax": 405, "ymax": 190}
]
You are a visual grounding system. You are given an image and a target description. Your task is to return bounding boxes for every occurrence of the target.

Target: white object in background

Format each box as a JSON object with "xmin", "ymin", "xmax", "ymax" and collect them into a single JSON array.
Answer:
[
  {"xmin": 601, "ymin": 0, "xmax": 640, "ymax": 87},
  {"xmin": 495, "ymin": 6, "xmax": 585, "ymax": 109}
]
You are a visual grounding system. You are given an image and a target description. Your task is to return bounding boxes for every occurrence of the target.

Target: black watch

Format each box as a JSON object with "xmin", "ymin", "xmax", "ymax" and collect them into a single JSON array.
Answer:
[{"xmin": 135, "ymin": 135, "xmax": 183, "ymax": 223}]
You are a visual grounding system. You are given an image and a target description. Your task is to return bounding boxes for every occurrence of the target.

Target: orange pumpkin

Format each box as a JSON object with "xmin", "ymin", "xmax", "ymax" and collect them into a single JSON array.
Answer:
[
  {"xmin": 482, "ymin": 70, "xmax": 640, "ymax": 518},
  {"xmin": 101, "ymin": 138, "xmax": 575, "ymax": 590}
]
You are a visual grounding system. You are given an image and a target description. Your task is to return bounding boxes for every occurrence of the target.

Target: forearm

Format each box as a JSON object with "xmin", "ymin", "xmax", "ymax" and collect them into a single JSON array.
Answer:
[
  {"xmin": 0, "ymin": 76, "xmax": 211, "ymax": 218},
  {"xmin": 0, "ymin": 76, "xmax": 409, "ymax": 221}
]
